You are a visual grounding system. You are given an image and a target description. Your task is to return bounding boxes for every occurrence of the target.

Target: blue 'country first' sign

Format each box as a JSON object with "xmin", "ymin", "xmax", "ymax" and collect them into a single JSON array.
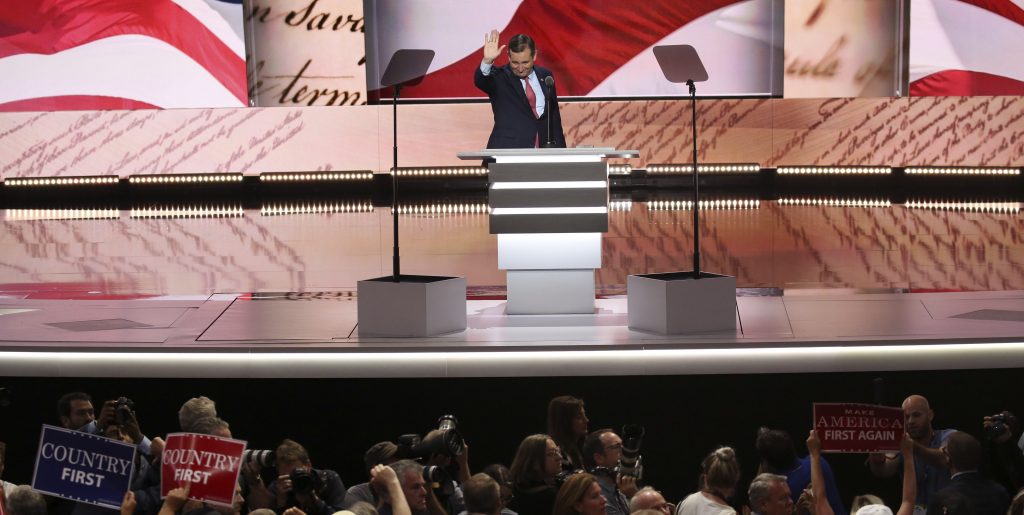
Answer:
[{"xmin": 32, "ymin": 425, "xmax": 137, "ymax": 509}]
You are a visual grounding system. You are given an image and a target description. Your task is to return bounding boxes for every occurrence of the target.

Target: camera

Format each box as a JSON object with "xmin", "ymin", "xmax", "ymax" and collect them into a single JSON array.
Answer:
[
  {"xmin": 114, "ymin": 397, "xmax": 135, "ymax": 425},
  {"xmin": 395, "ymin": 415, "xmax": 465, "ymax": 459},
  {"xmin": 242, "ymin": 449, "xmax": 276, "ymax": 468},
  {"xmin": 985, "ymin": 411, "xmax": 1019, "ymax": 441},
  {"xmin": 290, "ymin": 467, "xmax": 324, "ymax": 495},
  {"xmin": 618, "ymin": 424, "xmax": 645, "ymax": 480},
  {"xmin": 423, "ymin": 465, "xmax": 454, "ymax": 494}
]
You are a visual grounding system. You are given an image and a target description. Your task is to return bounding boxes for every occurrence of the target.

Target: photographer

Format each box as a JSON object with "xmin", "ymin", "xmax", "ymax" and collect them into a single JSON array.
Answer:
[
  {"xmin": 582, "ymin": 429, "xmax": 636, "ymax": 515},
  {"xmin": 265, "ymin": 439, "xmax": 346, "ymax": 515},
  {"xmin": 983, "ymin": 411, "xmax": 1024, "ymax": 494},
  {"xmin": 344, "ymin": 441, "xmax": 400, "ymax": 509}
]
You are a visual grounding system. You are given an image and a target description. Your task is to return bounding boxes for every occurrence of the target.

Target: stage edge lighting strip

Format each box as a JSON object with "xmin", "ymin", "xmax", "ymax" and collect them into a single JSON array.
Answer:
[{"xmin": 2, "ymin": 341, "xmax": 1024, "ymax": 377}]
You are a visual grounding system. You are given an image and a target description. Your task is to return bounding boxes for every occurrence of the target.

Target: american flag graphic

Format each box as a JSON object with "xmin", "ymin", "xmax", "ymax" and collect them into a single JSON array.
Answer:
[
  {"xmin": 0, "ymin": 0, "xmax": 247, "ymax": 112},
  {"xmin": 910, "ymin": 0, "xmax": 1024, "ymax": 95},
  {"xmin": 365, "ymin": 0, "xmax": 781, "ymax": 99}
]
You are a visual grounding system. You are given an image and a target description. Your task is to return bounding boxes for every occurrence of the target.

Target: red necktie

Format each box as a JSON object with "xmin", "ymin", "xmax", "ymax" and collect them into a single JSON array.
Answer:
[
  {"xmin": 523, "ymin": 78, "xmax": 540, "ymax": 147},
  {"xmin": 523, "ymin": 78, "xmax": 539, "ymax": 119}
]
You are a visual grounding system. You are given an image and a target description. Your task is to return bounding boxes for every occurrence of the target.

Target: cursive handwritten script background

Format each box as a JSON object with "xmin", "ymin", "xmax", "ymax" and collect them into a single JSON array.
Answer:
[{"xmin": 2, "ymin": 96, "xmax": 1023, "ymax": 179}]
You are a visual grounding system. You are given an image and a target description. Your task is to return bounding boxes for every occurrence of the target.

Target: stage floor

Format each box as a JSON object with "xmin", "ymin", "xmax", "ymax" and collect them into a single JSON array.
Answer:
[
  {"xmin": 2, "ymin": 201, "xmax": 1023, "ymax": 378},
  {"xmin": 1, "ymin": 289, "xmax": 1023, "ymax": 377}
]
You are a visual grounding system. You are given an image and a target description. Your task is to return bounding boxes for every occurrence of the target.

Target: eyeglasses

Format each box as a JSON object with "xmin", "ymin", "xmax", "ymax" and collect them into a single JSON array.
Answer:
[
  {"xmin": 546, "ymin": 451, "xmax": 563, "ymax": 458},
  {"xmin": 605, "ymin": 443, "xmax": 623, "ymax": 451}
]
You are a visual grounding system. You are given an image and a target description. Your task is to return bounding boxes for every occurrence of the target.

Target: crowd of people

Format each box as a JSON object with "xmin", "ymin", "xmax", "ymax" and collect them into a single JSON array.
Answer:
[{"xmin": 1, "ymin": 393, "xmax": 1022, "ymax": 515}]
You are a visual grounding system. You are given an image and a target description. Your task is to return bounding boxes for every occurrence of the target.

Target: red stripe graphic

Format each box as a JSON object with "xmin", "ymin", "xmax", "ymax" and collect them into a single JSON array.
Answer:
[
  {"xmin": 911, "ymin": 69, "xmax": 1024, "ymax": 96},
  {"xmin": 0, "ymin": 0, "xmax": 246, "ymax": 106},
  {"xmin": 0, "ymin": 95, "xmax": 159, "ymax": 112},
  {"xmin": 385, "ymin": 0, "xmax": 738, "ymax": 98}
]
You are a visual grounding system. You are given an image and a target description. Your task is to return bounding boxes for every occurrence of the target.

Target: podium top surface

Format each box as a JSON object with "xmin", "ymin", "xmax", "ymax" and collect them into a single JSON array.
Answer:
[{"xmin": 458, "ymin": 148, "xmax": 639, "ymax": 160}]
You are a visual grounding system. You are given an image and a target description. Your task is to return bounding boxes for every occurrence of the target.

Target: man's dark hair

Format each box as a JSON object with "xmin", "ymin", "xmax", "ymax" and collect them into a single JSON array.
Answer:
[
  {"xmin": 945, "ymin": 431, "xmax": 981, "ymax": 472},
  {"xmin": 275, "ymin": 438, "xmax": 311, "ymax": 464},
  {"xmin": 508, "ymin": 34, "xmax": 535, "ymax": 56},
  {"xmin": 364, "ymin": 441, "xmax": 398, "ymax": 474},
  {"xmin": 755, "ymin": 427, "xmax": 797, "ymax": 472},
  {"xmin": 582, "ymin": 428, "xmax": 614, "ymax": 470},
  {"xmin": 57, "ymin": 392, "xmax": 91, "ymax": 420},
  {"xmin": 463, "ymin": 473, "xmax": 501, "ymax": 515}
]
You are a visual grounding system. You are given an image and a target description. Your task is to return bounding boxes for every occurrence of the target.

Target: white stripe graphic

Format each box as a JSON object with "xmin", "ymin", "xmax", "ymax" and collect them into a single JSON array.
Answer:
[
  {"xmin": 910, "ymin": 0, "xmax": 1024, "ymax": 83},
  {"xmin": 171, "ymin": 0, "xmax": 246, "ymax": 58},
  {"xmin": 0, "ymin": 35, "xmax": 244, "ymax": 108},
  {"xmin": 588, "ymin": 0, "xmax": 778, "ymax": 96}
]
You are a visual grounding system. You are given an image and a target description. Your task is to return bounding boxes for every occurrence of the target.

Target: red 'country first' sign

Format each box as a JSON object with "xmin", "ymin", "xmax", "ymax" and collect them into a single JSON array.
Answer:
[
  {"xmin": 813, "ymin": 403, "xmax": 904, "ymax": 453},
  {"xmin": 161, "ymin": 433, "xmax": 246, "ymax": 506}
]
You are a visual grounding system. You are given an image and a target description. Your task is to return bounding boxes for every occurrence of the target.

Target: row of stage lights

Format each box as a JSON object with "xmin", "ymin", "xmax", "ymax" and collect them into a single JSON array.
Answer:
[
  {"xmin": 261, "ymin": 202, "xmax": 374, "ymax": 215},
  {"xmin": 260, "ymin": 172, "xmax": 373, "ymax": 182},
  {"xmin": 647, "ymin": 163, "xmax": 760, "ymax": 174},
  {"xmin": 3, "ymin": 199, "xmax": 1019, "ymax": 221},
  {"xmin": 778, "ymin": 198, "xmax": 891, "ymax": 207},
  {"xmin": 3, "ymin": 166, "xmax": 1024, "ymax": 187},
  {"xmin": 394, "ymin": 203, "xmax": 490, "ymax": 215},
  {"xmin": 130, "ymin": 174, "xmax": 242, "ymax": 184},
  {"xmin": 647, "ymin": 199, "xmax": 761, "ymax": 210}
]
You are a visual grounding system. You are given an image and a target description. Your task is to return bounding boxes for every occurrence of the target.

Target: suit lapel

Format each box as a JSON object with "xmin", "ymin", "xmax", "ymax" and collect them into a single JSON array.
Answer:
[{"xmin": 504, "ymin": 66, "xmax": 532, "ymax": 114}]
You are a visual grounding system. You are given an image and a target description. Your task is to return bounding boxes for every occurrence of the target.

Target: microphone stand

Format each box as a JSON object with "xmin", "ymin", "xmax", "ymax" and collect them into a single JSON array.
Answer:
[
  {"xmin": 687, "ymin": 78, "xmax": 700, "ymax": 278},
  {"xmin": 392, "ymin": 82, "xmax": 402, "ymax": 281},
  {"xmin": 542, "ymin": 77, "xmax": 556, "ymax": 148}
]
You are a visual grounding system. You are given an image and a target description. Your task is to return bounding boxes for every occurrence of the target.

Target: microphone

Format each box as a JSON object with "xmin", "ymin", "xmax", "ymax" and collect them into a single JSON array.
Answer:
[{"xmin": 542, "ymin": 75, "xmax": 556, "ymax": 147}]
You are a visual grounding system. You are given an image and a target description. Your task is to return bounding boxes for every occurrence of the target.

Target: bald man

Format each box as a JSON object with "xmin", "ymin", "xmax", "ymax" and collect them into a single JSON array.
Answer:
[{"xmin": 868, "ymin": 394, "xmax": 956, "ymax": 506}]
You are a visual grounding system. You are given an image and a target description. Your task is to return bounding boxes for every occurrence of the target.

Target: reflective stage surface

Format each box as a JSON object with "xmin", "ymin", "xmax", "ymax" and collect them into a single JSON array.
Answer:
[{"xmin": 1, "ymin": 200, "xmax": 1023, "ymax": 377}]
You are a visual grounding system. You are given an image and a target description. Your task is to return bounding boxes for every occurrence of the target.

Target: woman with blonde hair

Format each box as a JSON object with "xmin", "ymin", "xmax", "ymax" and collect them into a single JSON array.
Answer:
[
  {"xmin": 675, "ymin": 446, "xmax": 741, "ymax": 515},
  {"xmin": 552, "ymin": 473, "xmax": 606, "ymax": 515}
]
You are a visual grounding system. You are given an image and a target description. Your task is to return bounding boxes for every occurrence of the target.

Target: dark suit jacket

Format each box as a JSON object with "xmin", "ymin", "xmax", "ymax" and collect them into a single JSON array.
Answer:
[
  {"xmin": 936, "ymin": 471, "xmax": 1010, "ymax": 515},
  {"xmin": 474, "ymin": 63, "xmax": 566, "ymax": 149}
]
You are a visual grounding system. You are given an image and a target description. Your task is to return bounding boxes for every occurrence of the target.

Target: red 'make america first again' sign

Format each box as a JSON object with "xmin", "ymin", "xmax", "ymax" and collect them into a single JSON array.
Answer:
[
  {"xmin": 813, "ymin": 403, "xmax": 904, "ymax": 453},
  {"xmin": 161, "ymin": 433, "xmax": 246, "ymax": 506}
]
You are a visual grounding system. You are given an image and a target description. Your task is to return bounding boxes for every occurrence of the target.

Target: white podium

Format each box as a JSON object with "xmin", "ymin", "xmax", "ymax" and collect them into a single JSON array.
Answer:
[{"xmin": 458, "ymin": 148, "xmax": 638, "ymax": 314}]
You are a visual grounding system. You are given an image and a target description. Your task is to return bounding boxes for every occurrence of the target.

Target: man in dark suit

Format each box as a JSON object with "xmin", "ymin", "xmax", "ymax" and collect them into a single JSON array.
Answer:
[
  {"xmin": 935, "ymin": 431, "xmax": 1010, "ymax": 515},
  {"xmin": 474, "ymin": 30, "xmax": 566, "ymax": 149}
]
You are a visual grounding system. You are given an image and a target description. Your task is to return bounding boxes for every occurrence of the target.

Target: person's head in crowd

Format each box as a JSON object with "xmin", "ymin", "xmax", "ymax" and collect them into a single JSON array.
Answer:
[
  {"xmin": 902, "ymin": 395, "xmax": 936, "ymax": 441},
  {"xmin": 275, "ymin": 438, "xmax": 313, "ymax": 477},
  {"xmin": 249, "ymin": 510, "xmax": 276, "ymax": 515},
  {"xmin": 179, "ymin": 396, "xmax": 217, "ymax": 432},
  {"xmin": 7, "ymin": 485, "xmax": 48, "ymax": 515},
  {"xmin": 547, "ymin": 396, "xmax": 588, "ymax": 467},
  {"xmin": 748, "ymin": 473, "xmax": 793, "ymax": 515},
  {"xmin": 509, "ymin": 434, "xmax": 562, "ymax": 488},
  {"xmin": 190, "ymin": 416, "xmax": 232, "ymax": 438},
  {"xmin": 849, "ymin": 495, "xmax": 886, "ymax": 515},
  {"xmin": 1009, "ymin": 489, "xmax": 1024, "ymax": 515},
  {"xmin": 632, "ymin": 511, "xmax": 665, "ymax": 515},
  {"xmin": 943, "ymin": 431, "xmax": 981, "ymax": 473},
  {"xmin": 853, "ymin": 506, "xmax": 893, "ymax": 515},
  {"xmin": 700, "ymin": 446, "xmax": 741, "ymax": 500},
  {"xmin": 482, "ymin": 463, "xmax": 514, "ymax": 510},
  {"xmin": 57, "ymin": 391, "xmax": 95, "ymax": 430},
  {"xmin": 345, "ymin": 501, "xmax": 379, "ymax": 515},
  {"xmin": 390, "ymin": 459, "xmax": 428, "ymax": 513},
  {"xmin": 924, "ymin": 490, "xmax": 974, "ymax": 515},
  {"xmin": 552, "ymin": 472, "xmax": 606, "ymax": 515},
  {"xmin": 463, "ymin": 473, "xmax": 502, "ymax": 515},
  {"xmin": 364, "ymin": 441, "xmax": 399, "ymax": 477},
  {"xmin": 583, "ymin": 429, "xmax": 623, "ymax": 471},
  {"xmin": 755, "ymin": 428, "xmax": 798, "ymax": 473},
  {"xmin": 628, "ymin": 487, "xmax": 671, "ymax": 515}
]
